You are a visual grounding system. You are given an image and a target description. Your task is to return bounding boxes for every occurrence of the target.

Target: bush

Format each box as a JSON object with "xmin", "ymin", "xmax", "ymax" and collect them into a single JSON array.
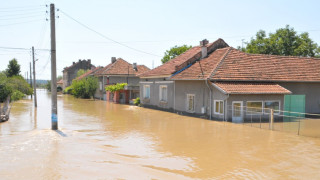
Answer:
[
  {"xmin": 105, "ymin": 83, "xmax": 127, "ymax": 93},
  {"xmin": 133, "ymin": 97, "xmax": 140, "ymax": 106},
  {"xmin": 11, "ymin": 90, "xmax": 25, "ymax": 101},
  {"xmin": 68, "ymin": 76, "xmax": 98, "ymax": 99}
]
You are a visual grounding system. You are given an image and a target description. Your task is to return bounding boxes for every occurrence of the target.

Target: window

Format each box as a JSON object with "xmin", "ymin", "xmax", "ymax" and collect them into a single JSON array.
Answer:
[
  {"xmin": 99, "ymin": 82, "xmax": 102, "ymax": 90},
  {"xmin": 264, "ymin": 101, "xmax": 280, "ymax": 114},
  {"xmin": 214, "ymin": 100, "xmax": 224, "ymax": 115},
  {"xmin": 143, "ymin": 85, "xmax": 150, "ymax": 99},
  {"xmin": 159, "ymin": 85, "xmax": 167, "ymax": 102},
  {"xmin": 246, "ymin": 101, "xmax": 263, "ymax": 115},
  {"xmin": 187, "ymin": 94, "xmax": 195, "ymax": 112}
]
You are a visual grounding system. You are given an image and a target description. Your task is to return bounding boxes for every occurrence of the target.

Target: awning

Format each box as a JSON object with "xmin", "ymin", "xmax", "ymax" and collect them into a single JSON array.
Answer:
[{"xmin": 212, "ymin": 82, "xmax": 292, "ymax": 95}]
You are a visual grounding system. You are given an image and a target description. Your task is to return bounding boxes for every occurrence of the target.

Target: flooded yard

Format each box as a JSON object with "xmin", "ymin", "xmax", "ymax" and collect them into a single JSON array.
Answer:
[{"xmin": 1, "ymin": 90, "xmax": 320, "ymax": 179}]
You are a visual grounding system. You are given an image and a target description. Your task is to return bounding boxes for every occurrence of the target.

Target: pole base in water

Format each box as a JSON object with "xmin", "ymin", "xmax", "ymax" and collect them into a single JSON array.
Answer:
[{"xmin": 51, "ymin": 113, "xmax": 58, "ymax": 130}]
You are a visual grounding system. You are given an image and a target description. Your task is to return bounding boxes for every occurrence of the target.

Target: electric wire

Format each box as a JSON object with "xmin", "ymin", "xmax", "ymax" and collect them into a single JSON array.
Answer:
[{"xmin": 59, "ymin": 9, "xmax": 162, "ymax": 57}]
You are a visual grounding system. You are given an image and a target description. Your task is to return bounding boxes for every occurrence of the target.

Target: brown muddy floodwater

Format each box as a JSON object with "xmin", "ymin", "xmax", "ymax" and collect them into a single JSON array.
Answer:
[{"xmin": 1, "ymin": 90, "xmax": 320, "ymax": 179}]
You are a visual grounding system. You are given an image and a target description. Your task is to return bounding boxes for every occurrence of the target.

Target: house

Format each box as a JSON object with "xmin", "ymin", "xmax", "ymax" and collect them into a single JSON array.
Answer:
[
  {"xmin": 62, "ymin": 59, "xmax": 94, "ymax": 89},
  {"xmin": 138, "ymin": 38, "xmax": 229, "ymax": 112},
  {"xmin": 57, "ymin": 79, "xmax": 63, "ymax": 91},
  {"xmin": 140, "ymin": 38, "xmax": 320, "ymax": 122},
  {"xmin": 94, "ymin": 57, "xmax": 150, "ymax": 103}
]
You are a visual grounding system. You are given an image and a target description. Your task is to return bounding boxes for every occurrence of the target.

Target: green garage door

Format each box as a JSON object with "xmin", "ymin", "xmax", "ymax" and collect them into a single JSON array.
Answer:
[{"xmin": 284, "ymin": 95, "xmax": 306, "ymax": 119}]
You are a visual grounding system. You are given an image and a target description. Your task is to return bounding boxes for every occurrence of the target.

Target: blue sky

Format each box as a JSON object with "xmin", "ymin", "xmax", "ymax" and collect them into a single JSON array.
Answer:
[{"xmin": 1, "ymin": 0, "xmax": 320, "ymax": 80}]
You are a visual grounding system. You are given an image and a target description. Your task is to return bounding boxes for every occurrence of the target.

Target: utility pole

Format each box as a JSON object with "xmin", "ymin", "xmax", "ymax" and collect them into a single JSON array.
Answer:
[
  {"xmin": 30, "ymin": 62, "xmax": 33, "ymax": 99},
  {"xmin": 32, "ymin": 46, "xmax": 37, "ymax": 107},
  {"xmin": 50, "ymin": 3, "xmax": 58, "ymax": 130}
]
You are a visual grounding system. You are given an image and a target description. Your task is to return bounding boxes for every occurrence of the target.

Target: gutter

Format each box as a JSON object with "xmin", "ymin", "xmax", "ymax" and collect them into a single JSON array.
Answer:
[{"xmin": 205, "ymin": 78, "xmax": 212, "ymax": 120}]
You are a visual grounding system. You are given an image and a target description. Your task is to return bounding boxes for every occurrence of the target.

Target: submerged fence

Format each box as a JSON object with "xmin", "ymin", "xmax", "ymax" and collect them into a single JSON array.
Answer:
[{"xmin": 226, "ymin": 105, "xmax": 320, "ymax": 138}]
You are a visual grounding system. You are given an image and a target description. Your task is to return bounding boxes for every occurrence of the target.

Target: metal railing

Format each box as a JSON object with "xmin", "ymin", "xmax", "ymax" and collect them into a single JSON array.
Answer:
[{"xmin": 226, "ymin": 105, "xmax": 320, "ymax": 138}]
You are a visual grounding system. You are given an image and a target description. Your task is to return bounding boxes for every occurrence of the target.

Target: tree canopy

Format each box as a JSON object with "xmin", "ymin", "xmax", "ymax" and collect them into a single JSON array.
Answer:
[
  {"xmin": 76, "ymin": 69, "xmax": 89, "ymax": 77},
  {"xmin": 161, "ymin": 45, "xmax": 192, "ymax": 64},
  {"xmin": 68, "ymin": 76, "xmax": 98, "ymax": 99},
  {"xmin": 242, "ymin": 25, "xmax": 320, "ymax": 57},
  {"xmin": 6, "ymin": 58, "xmax": 21, "ymax": 77}
]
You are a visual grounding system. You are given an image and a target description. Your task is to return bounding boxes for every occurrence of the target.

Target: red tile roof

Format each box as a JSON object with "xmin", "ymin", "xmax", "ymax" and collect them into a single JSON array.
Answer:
[
  {"xmin": 76, "ymin": 66, "xmax": 103, "ymax": 80},
  {"xmin": 213, "ymin": 82, "xmax": 292, "ymax": 94},
  {"xmin": 171, "ymin": 47, "xmax": 230, "ymax": 80},
  {"xmin": 94, "ymin": 58, "xmax": 150, "ymax": 76},
  {"xmin": 139, "ymin": 38, "xmax": 229, "ymax": 78},
  {"xmin": 57, "ymin": 79, "xmax": 63, "ymax": 84},
  {"xmin": 210, "ymin": 48, "xmax": 320, "ymax": 82}
]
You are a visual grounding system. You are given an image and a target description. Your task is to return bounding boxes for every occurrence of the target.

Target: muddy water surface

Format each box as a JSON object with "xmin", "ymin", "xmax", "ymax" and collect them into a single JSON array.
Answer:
[{"xmin": 1, "ymin": 90, "xmax": 320, "ymax": 179}]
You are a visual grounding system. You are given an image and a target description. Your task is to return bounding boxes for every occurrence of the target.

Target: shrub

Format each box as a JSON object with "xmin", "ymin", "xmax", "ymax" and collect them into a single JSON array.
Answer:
[
  {"xmin": 133, "ymin": 97, "xmax": 140, "ymax": 106},
  {"xmin": 105, "ymin": 83, "xmax": 127, "ymax": 93}
]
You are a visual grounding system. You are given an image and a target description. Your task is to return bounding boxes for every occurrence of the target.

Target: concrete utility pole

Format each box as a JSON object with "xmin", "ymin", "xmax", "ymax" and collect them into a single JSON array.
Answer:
[
  {"xmin": 50, "ymin": 3, "xmax": 58, "ymax": 130},
  {"xmin": 32, "ymin": 46, "xmax": 37, "ymax": 107},
  {"xmin": 30, "ymin": 62, "xmax": 33, "ymax": 99}
]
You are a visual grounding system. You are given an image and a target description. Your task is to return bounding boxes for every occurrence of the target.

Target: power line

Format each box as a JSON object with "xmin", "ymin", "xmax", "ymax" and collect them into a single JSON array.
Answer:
[
  {"xmin": 0, "ymin": 19, "xmax": 44, "ymax": 27},
  {"xmin": 59, "ymin": 9, "xmax": 161, "ymax": 57},
  {"xmin": 0, "ymin": 46, "xmax": 50, "ymax": 51}
]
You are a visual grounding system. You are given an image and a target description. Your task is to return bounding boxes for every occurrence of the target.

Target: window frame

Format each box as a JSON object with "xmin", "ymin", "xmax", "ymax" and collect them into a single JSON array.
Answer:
[
  {"xmin": 246, "ymin": 101, "xmax": 263, "ymax": 115},
  {"xmin": 214, "ymin": 100, "xmax": 224, "ymax": 115},
  {"xmin": 186, "ymin": 94, "xmax": 195, "ymax": 113},
  {"xmin": 143, "ymin": 85, "xmax": 150, "ymax": 99},
  {"xmin": 159, "ymin": 85, "xmax": 168, "ymax": 102},
  {"xmin": 264, "ymin": 100, "xmax": 281, "ymax": 115}
]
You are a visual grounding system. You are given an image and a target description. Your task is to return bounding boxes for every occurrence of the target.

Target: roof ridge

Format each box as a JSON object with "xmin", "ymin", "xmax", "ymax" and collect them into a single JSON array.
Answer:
[
  {"xmin": 236, "ymin": 49, "xmax": 320, "ymax": 60},
  {"xmin": 207, "ymin": 47, "xmax": 233, "ymax": 79}
]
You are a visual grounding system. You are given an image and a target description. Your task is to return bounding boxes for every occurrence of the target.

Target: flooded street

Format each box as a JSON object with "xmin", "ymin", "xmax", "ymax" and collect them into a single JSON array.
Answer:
[{"xmin": 1, "ymin": 90, "xmax": 320, "ymax": 179}]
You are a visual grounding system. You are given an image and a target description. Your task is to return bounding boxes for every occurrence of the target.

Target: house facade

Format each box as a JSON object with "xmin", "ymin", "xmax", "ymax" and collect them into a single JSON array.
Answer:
[
  {"xmin": 62, "ymin": 59, "xmax": 94, "ymax": 89},
  {"xmin": 140, "ymin": 38, "xmax": 320, "ymax": 122},
  {"xmin": 94, "ymin": 57, "xmax": 150, "ymax": 103}
]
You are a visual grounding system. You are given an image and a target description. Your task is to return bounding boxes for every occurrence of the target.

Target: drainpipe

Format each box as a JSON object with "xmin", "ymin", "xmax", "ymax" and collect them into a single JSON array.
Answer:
[
  {"xmin": 205, "ymin": 78, "xmax": 212, "ymax": 120},
  {"xmin": 224, "ymin": 94, "xmax": 230, "ymax": 122},
  {"xmin": 173, "ymin": 81, "xmax": 176, "ymax": 113}
]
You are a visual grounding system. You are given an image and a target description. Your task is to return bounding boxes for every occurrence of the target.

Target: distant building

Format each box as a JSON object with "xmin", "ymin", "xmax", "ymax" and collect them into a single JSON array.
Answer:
[
  {"xmin": 93, "ymin": 57, "xmax": 150, "ymax": 103},
  {"xmin": 62, "ymin": 59, "xmax": 94, "ymax": 89}
]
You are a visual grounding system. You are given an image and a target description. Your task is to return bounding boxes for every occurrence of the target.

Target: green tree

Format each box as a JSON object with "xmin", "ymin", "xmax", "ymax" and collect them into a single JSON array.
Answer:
[
  {"xmin": 6, "ymin": 58, "xmax": 21, "ymax": 77},
  {"xmin": 85, "ymin": 76, "xmax": 98, "ymax": 100},
  {"xmin": 244, "ymin": 25, "xmax": 320, "ymax": 57},
  {"xmin": 70, "ymin": 76, "xmax": 98, "ymax": 99},
  {"xmin": 76, "ymin": 69, "xmax": 89, "ymax": 77},
  {"xmin": 161, "ymin": 45, "xmax": 192, "ymax": 64}
]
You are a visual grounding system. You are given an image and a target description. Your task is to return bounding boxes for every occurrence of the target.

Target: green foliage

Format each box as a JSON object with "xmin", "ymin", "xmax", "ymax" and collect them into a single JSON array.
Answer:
[
  {"xmin": 76, "ymin": 69, "xmax": 89, "ymax": 77},
  {"xmin": 161, "ymin": 45, "xmax": 192, "ymax": 64},
  {"xmin": 46, "ymin": 80, "xmax": 51, "ymax": 91},
  {"xmin": 63, "ymin": 86, "xmax": 73, "ymax": 94},
  {"xmin": 105, "ymin": 83, "xmax": 127, "ymax": 93},
  {"xmin": 69, "ymin": 76, "xmax": 98, "ymax": 99},
  {"xmin": 6, "ymin": 58, "xmax": 21, "ymax": 77},
  {"xmin": 0, "ymin": 72, "xmax": 32, "ymax": 102},
  {"xmin": 11, "ymin": 90, "xmax": 25, "ymax": 101},
  {"xmin": 244, "ymin": 25, "xmax": 320, "ymax": 57},
  {"xmin": 133, "ymin": 97, "xmax": 140, "ymax": 106}
]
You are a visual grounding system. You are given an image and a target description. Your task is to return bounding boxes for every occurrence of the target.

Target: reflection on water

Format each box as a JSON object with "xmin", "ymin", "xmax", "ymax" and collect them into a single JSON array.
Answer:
[{"xmin": 1, "ymin": 89, "xmax": 320, "ymax": 179}]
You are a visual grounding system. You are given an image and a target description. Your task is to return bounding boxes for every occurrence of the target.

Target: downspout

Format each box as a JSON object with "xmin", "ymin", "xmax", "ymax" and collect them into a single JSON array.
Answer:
[
  {"xmin": 173, "ymin": 81, "xmax": 176, "ymax": 113},
  {"xmin": 224, "ymin": 94, "xmax": 230, "ymax": 122},
  {"xmin": 205, "ymin": 78, "xmax": 212, "ymax": 120}
]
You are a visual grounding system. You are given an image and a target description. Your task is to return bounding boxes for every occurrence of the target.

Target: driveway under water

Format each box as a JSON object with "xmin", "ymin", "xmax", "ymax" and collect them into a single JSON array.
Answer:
[{"xmin": 1, "ymin": 90, "xmax": 320, "ymax": 179}]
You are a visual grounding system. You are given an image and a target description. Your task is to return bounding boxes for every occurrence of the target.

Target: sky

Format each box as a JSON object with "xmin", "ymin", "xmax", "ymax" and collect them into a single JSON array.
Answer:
[{"xmin": 1, "ymin": 0, "xmax": 320, "ymax": 80}]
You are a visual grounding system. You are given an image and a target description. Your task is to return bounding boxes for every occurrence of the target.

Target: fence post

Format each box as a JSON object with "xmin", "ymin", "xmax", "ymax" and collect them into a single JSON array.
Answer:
[
  {"xmin": 297, "ymin": 114, "xmax": 301, "ymax": 135},
  {"xmin": 269, "ymin": 109, "xmax": 274, "ymax": 130}
]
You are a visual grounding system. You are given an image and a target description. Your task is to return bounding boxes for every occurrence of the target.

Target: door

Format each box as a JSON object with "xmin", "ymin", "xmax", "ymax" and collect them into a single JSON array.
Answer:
[
  {"xmin": 119, "ymin": 93, "xmax": 126, "ymax": 104},
  {"xmin": 232, "ymin": 101, "xmax": 243, "ymax": 123},
  {"xmin": 284, "ymin": 95, "xmax": 306, "ymax": 121}
]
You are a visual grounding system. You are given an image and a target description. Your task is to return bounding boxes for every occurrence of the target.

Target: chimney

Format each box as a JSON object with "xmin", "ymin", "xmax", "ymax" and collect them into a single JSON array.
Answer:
[
  {"xmin": 111, "ymin": 57, "xmax": 116, "ymax": 63},
  {"xmin": 79, "ymin": 59, "xmax": 81, "ymax": 62},
  {"xmin": 200, "ymin": 39, "xmax": 209, "ymax": 58},
  {"xmin": 88, "ymin": 59, "xmax": 91, "ymax": 64},
  {"xmin": 132, "ymin": 63, "xmax": 137, "ymax": 71},
  {"xmin": 73, "ymin": 62, "xmax": 75, "ymax": 65}
]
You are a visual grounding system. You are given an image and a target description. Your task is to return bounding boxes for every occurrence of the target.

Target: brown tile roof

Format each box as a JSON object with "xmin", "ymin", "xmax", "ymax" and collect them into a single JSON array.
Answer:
[
  {"xmin": 210, "ymin": 48, "xmax": 320, "ymax": 82},
  {"xmin": 76, "ymin": 67, "xmax": 103, "ymax": 80},
  {"xmin": 139, "ymin": 38, "xmax": 229, "ymax": 78},
  {"xmin": 171, "ymin": 47, "xmax": 230, "ymax": 80},
  {"xmin": 213, "ymin": 82, "xmax": 292, "ymax": 94},
  {"xmin": 94, "ymin": 58, "xmax": 150, "ymax": 76},
  {"xmin": 57, "ymin": 79, "xmax": 63, "ymax": 84}
]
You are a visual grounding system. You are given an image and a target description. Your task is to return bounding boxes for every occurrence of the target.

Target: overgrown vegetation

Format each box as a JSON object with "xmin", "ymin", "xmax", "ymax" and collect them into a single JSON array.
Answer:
[
  {"xmin": 105, "ymin": 83, "xmax": 127, "ymax": 93},
  {"xmin": 64, "ymin": 76, "xmax": 98, "ymax": 99},
  {"xmin": 161, "ymin": 45, "xmax": 192, "ymax": 64},
  {"xmin": 77, "ymin": 69, "xmax": 89, "ymax": 77},
  {"xmin": 0, "ymin": 59, "xmax": 32, "ymax": 102}
]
